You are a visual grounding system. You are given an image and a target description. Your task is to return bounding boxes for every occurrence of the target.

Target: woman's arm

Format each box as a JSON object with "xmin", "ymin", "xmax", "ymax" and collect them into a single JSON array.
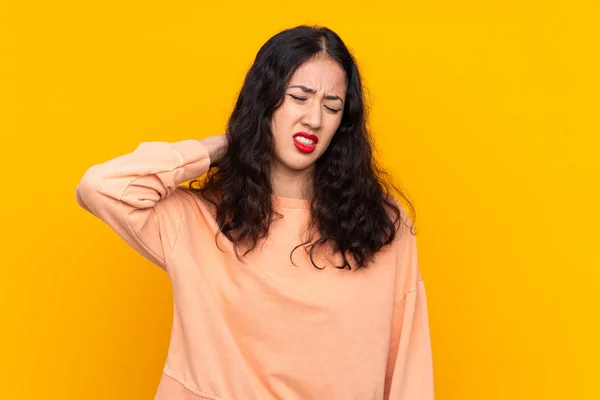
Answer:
[
  {"xmin": 384, "ymin": 233, "xmax": 435, "ymax": 399},
  {"xmin": 75, "ymin": 136, "xmax": 226, "ymax": 270}
]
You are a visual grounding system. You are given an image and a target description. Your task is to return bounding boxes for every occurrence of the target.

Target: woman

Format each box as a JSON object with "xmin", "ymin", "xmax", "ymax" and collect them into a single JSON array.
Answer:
[{"xmin": 76, "ymin": 25, "xmax": 434, "ymax": 400}]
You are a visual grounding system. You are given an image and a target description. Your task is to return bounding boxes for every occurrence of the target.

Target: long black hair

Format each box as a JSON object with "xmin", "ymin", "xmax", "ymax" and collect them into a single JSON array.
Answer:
[{"xmin": 190, "ymin": 25, "xmax": 415, "ymax": 270}]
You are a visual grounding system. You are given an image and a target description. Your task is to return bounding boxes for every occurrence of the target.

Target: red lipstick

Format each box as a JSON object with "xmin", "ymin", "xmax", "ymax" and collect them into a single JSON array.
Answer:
[{"xmin": 292, "ymin": 132, "xmax": 318, "ymax": 154}]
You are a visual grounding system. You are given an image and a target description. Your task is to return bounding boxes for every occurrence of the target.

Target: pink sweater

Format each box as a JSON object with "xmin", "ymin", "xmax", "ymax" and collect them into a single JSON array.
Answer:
[{"xmin": 75, "ymin": 139, "xmax": 434, "ymax": 400}]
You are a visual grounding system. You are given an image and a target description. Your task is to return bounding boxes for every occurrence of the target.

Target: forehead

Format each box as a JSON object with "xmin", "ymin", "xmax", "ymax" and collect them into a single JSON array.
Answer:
[{"xmin": 288, "ymin": 56, "xmax": 347, "ymax": 94}]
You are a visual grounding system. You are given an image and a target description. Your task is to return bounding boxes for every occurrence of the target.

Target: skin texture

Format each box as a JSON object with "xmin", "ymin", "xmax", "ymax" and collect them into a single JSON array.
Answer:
[{"xmin": 269, "ymin": 54, "xmax": 347, "ymax": 200}]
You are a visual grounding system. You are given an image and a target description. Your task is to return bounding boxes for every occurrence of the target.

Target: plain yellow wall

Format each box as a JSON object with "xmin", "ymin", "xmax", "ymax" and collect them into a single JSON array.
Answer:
[{"xmin": 1, "ymin": 1, "xmax": 598, "ymax": 399}]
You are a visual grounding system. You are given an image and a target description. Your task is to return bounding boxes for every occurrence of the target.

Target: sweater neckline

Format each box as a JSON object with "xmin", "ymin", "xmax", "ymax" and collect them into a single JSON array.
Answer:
[{"xmin": 271, "ymin": 194, "xmax": 310, "ymax": 210}]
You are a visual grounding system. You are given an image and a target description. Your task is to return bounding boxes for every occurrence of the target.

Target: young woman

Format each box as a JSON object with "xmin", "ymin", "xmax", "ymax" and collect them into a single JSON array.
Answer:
[{"xmin": 76, "ymin": 25, "xmax": 434, "ymax": 400}]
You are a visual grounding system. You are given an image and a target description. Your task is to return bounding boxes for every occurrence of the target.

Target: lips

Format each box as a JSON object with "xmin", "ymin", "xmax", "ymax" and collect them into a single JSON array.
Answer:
[
  {"xmin": 292, "ymin": 132, "xmax": 318, "ymax": 154},
  {"xmin": 293, "ymin": 132, "xmax": 319, "ymax": 143}
]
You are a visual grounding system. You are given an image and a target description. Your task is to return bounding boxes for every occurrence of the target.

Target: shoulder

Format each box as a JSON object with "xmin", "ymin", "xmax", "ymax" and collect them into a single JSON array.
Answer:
[
  {"xmin": 170, "ymin": 185, "xmax": 221, "ymax": 222},
  {"xmin": 385, "ymin": 195, "xmax": 422, "ymax": 302},
  {"xmin": 384, "ymin": 194, "xmax": 416, "ymax": 240}
]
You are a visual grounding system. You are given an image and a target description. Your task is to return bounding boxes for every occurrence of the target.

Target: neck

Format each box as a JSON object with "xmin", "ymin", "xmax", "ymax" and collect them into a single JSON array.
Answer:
[{"xmin": 270, "ymin": 163, "xmax": 314, "ymax": 200}]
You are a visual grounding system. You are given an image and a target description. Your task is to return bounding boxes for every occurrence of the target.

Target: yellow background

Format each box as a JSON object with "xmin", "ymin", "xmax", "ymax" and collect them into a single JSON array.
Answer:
[{"xmin": 1, "ymin": 1, "xmax": 598, "ymax": 399}]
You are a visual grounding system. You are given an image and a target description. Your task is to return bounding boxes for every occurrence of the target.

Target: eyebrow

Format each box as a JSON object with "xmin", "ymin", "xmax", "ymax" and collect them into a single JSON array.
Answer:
[{"xmin": 288, "ymin": 85, "xmax": 344, "ymax": 104}]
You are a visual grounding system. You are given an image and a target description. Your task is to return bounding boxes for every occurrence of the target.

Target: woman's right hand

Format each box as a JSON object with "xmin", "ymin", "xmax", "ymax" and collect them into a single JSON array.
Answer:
[{"xmin": 199, "ymin": 134, "xmax": 228, "ymax": 165}]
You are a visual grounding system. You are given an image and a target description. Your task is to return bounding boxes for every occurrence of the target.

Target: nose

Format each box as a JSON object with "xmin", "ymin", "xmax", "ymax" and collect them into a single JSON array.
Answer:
[{"xmin": 301, "ymin": 100, "xmax": 323, "ymax": 130}]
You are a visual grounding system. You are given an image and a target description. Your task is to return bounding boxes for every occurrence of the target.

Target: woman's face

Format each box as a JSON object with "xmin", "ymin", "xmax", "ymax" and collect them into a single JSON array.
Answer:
[{"xmin": 270, "ymin": 55, "xmax": 347, "ymax": 175}]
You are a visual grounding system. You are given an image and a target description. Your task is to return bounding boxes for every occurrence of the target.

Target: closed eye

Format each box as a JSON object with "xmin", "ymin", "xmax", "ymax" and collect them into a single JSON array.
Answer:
[
  {"xmin": 288, "ymin": 94, "xmax": 307, "ymax": 102},
  {"xmin": 288, "ymin": 94, "xmax": 342, "ymax": 114}
]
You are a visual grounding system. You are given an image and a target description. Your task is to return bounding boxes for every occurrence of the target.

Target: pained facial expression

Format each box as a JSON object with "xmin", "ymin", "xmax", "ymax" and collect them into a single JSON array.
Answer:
[{"xmin": 270, "ymin": 55, "xmax": 347, "ymax": 174}]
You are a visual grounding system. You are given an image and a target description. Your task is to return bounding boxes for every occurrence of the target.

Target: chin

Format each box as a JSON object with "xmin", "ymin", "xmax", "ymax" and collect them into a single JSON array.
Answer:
[
  {"xmin": 285, "ymin": 160, "xmax": 315, "ymax": 172},
  {"xmin": 275, "ymin": 154, "xmax": 316, "ymax": 172}
]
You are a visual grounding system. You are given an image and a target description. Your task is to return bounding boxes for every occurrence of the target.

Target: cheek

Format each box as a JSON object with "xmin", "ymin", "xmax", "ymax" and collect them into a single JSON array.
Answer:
[
  {"xmin": 323, "ymin": 117, "xmax": 342, "ymax": 140},
  {"xmin": 272, "ymin": 106, "xmax": 294, "ymax": 133}
]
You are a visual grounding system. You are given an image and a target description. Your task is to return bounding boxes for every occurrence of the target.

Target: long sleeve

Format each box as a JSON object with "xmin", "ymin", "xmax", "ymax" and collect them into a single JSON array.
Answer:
[
  {"xmin": 384, "ymin": 233, "xmax": 435, "ymax": 399},
  {"xmin": 75, "ymin": 140, "xmax": 211, "ymax": 271}
]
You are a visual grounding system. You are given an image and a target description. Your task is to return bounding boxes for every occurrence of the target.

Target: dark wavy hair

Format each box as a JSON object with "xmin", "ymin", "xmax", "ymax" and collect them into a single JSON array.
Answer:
[{"xmin": 190, "ymin": 24, "xmax": 415, "ymax": 270}]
